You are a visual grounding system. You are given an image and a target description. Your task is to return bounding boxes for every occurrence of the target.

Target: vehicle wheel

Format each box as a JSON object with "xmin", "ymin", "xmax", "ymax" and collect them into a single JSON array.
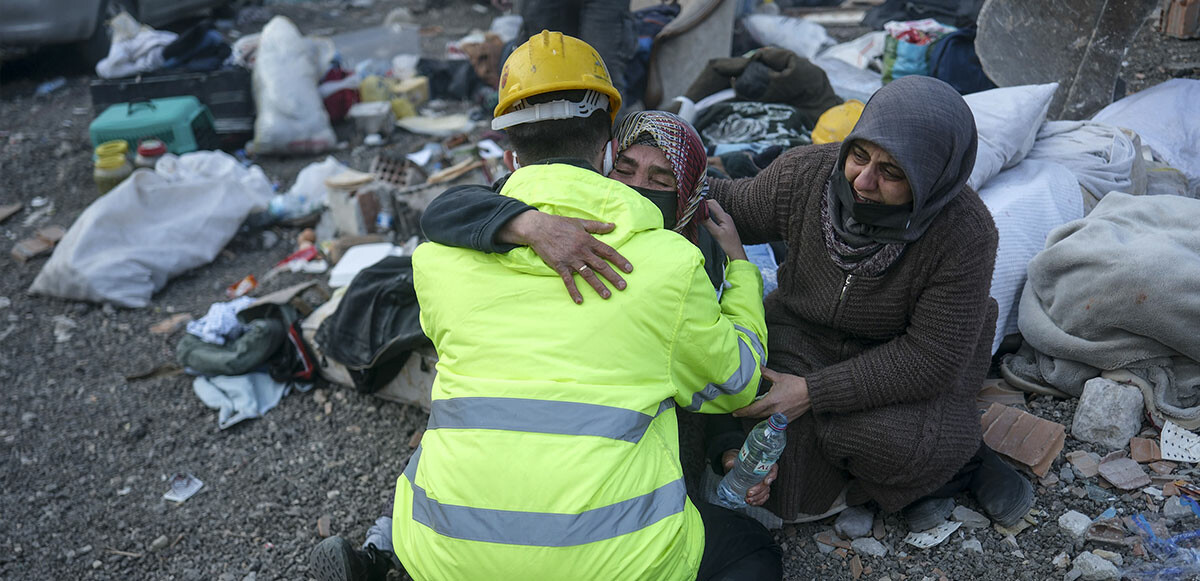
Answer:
[{"xmin": 78, "ymin": 0, "xmax": 138, "ymax": 67}]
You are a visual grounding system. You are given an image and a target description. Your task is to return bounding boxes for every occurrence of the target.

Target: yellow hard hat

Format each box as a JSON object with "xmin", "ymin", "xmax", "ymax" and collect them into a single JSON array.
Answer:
[
  {"xmin": 812, "ymin": 100, "xmax": 865, "ymax": 145},
  {"xmin": 492, "ymin": 30, "xmax": 622, "ymax": 130}
]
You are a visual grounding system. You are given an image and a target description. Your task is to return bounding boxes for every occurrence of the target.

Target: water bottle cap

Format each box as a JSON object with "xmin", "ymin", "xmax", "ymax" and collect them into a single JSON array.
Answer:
[{"xmin": 767, "ymin": 413, "xmax": 788, "ymax": 431}]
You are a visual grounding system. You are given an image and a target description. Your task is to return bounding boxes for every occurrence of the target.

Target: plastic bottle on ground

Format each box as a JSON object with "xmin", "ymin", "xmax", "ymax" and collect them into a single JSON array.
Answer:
[{"xmin": 716, "ymin": 412, "xmax": 788, "ymax": 509}]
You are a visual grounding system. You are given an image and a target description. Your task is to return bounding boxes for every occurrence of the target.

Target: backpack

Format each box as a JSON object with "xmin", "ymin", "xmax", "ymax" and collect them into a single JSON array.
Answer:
[{"xmin": 928, "ymin": 27, "xmax": 997, "ymax": 95}]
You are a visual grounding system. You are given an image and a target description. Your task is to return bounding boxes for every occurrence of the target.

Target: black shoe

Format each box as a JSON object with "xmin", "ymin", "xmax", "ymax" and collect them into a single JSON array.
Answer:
[
  {"xmin": 901, "ymin": 496, "xmax": 955, "ymax": 532},
  {"xmin": 309, "ymin": 536, "xmax": 393, "ymax": 581},
  {"xmin": 969, "ymin": 445, "xmax": 1034, "ymax": 527}
]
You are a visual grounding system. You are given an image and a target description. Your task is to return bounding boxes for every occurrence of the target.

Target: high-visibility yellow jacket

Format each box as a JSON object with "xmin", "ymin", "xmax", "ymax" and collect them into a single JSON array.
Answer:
[{"xmin": 393, "ymin": 162, "xmax": 767, "ymax": 581}]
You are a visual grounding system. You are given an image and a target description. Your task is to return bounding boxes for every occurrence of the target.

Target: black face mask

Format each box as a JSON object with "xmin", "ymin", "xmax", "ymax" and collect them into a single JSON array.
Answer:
[
  {"xmin": 631, "ymin": 185, "xmax": 678, "ymax": 229},
  {"xmin": 833, "ymin": 176, "xmax": 913, "ymax": 230}
]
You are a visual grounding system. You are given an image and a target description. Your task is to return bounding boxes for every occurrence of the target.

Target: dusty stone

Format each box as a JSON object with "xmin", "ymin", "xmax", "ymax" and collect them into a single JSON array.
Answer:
[
  {"xmin": 872, "ymin": 516, "xmax": 885, "ymax": 540},
  {"xmin": 1058, "ymin": 510, "xmax": 1092, "ymax": 539},
  {"xmin": 92, "ymin": 560, "xmax": 102, "ymax": 569},
  {"xmin": 1068, "ymin": 551, "xmax": 1120, "ymax": 581},
  {"xmin": 1091, "ymin": 549, "xmax": 1123, "ymax": 567},
  {"xmin": 849, "ymin": 555, "xmax": 863, "ymax": 579},
  {"xmin": 1071, "ymin": 378, "xmax": 1144, "ymax": 450},
  {"xmin": 149, "ymin": 535, "xmax": 170, "ymax": 552},
  {"xmin": 1097, "ymin": 457, "xmax": 1151, "ymax": 490},
  {"xmin": 1052, "ymin": 551, "xmax": 1072, "ymax": 569},
  {"xmin": 1060, "ymin": 464, "xmax": 1076, "ymax": 484},
  {"xmin": 952, "ymin": 506, "xmax": 990, "ymax": 529},
  {"xmin": 961, "ymin": 539, "xmax": 983, "ymax": 554},
  {"xmin": 834, "ymin": 505, "xmax": 875, "ymax": 539},
  {"xmin": 851, "ymin": 537, "xmax": 887, "ymax": 558}
]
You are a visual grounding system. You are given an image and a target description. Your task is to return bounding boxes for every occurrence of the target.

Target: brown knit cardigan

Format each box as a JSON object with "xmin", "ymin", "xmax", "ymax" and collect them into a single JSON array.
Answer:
[{"xmin": 710, "ymin": 143, "xmax": 999, "ymax": 517}]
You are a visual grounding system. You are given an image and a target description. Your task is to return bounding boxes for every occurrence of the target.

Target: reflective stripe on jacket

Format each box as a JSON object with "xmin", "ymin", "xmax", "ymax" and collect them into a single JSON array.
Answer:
[{"xmin": 394, "ymin": 163, "xmax": 767, "ymax": 581}]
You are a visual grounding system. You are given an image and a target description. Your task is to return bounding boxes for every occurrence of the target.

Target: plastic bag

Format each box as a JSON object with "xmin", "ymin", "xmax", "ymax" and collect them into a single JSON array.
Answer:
[
  {"xmin": 29, "ymin": 152, "xmax": 274, "ymax": 307},
  {"xmin": 817, "ymin": 31, "xmax": 886, "ymax": 70},
  {"xmin": 252, "ymin": 16, "xmax": 336, "ymax": 155},
  {"xmin": 268, "ymin": 156, "xmax": 349, "ymax": 220},
  {"xmin": 742, "ymin": 15, "xmax": 835, "ymax": 60}
]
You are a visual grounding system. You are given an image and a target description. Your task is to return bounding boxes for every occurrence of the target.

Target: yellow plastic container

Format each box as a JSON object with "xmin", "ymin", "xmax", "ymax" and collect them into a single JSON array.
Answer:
[
  {"xmin": 94, "ymin": 154, "xmax": 133, "ymax": 195},
  {"xmin": 95, "ymin": 140, "xmax": 129, "ymax": 159},
  {"xmin": 360, "ymin": 75, "xmax": 390, "ymax": 103},
  {"xmin": 812, "ymin": 100, "xmax": 866, "ymax": 145}
]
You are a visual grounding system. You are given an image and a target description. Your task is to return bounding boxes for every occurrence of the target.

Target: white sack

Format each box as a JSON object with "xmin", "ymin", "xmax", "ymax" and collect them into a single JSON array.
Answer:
[
  {"xmin": 813, "ymin": 56, "xmax": 881, "ymax": 104},
  {"xmin": 1025, "ymin": 120, "xmax": 1145, "ymax": 213},
  {"xmin": 977, "ymin": 159, "xmax": 1083, "ymax": 353},
  {"xmin": 742, "ymin": 15, "xmax": 836, "ymax": 60},
  {"xmin": 964, "ymin": 83, "xmax": 1058, "ymax": 190},
  {"xmin": 252, "ymin": 16, "xmax": 336, "ymax": 155},
  {"xmin": 95, "ymin": 12, "xmax": 177, "ymax": 79},
  {"xmin": 817, "ymin": 30, "xmax": 886, "ymax": 70},
  {"xmin": 1092, "ymin": 79, "xmax": 1200, "ymax": 198},
  {"xmin": 29, "ymin": 151, "xmax": 274, "ymax": 308}
]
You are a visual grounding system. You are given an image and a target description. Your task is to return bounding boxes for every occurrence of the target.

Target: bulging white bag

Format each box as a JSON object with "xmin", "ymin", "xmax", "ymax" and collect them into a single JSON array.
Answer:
[{"xmin": 252, "ymin": 16, "xmax": 336, "ymax": 155}]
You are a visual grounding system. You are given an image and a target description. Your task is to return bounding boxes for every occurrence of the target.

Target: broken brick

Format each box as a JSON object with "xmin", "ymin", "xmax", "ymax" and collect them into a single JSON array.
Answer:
[
  {"xmin": 1159, "ymin": 0, "xmax": 1200, "ymax": 39},
  {"xmin": 1164, "ymin": 481, "xmax": 1180, "ymax": 496},
  {"xmin": 850, "ymin": 555, "xmax": 863, "ymax": 579},
  {"xmin": 814, "ymin": 530, "xmax": 852, "ymax": 550},
  {"xmin": 980, "ymin": 403, "xmax": 1065, "ymax": 477},
  {"xmin": 1098, "ymin": 457, "xmax": 1152, "ymax": 490},
  {"xmin": 1131, "ymin": 437, "xmax": 1162, "ymax": 463},
  {"xmin": 1068, "ymin": 450, "xmax": 1102, "ymax": 478},
  {"xmin": 1148, "ymin": 461, "xmax": 1178, "ymax": 475}
]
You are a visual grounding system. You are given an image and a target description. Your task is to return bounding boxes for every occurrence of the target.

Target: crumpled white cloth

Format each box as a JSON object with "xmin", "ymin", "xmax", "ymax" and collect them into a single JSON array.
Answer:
[
  {"xmin": 96, "ymin": 28, "xmax": 177, "ymax": 79},
  {"xmin": 186, "ymin": 296, "xmax": 256, "ymax": 345},
  {"xmin": 193, "ymin": 372, "xmax": 290, "ymax": 430},
  {"xmin": 1025, "ymin": 120, "xmax": 1144, "ymax": 213}
]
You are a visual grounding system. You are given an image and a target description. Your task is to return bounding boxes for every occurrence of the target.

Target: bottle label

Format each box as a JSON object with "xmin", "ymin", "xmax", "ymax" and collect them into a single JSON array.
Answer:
[
  {"xmin": 738, "ymin": 444, "xmax": 773, "ymax": 476},
  {"xmin": 752, "ymin": 461, "xmax": 772, "ymax": 476}
]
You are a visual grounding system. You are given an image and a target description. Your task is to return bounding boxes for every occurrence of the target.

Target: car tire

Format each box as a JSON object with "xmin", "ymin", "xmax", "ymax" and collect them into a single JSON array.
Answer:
[{"xmin": 78, "ymin": 0, "xmax": 138, "ymax": 67}]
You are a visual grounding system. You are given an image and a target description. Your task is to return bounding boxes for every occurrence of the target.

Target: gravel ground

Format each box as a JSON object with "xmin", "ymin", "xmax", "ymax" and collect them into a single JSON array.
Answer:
[{"xmin": 1, "ymin": 2, "xmax": 1198, "ymax": 579}]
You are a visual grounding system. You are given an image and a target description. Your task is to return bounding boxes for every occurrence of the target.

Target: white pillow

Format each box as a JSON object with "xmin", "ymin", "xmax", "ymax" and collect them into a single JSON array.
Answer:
[{"xmin": 964, "ymin": 83, "xmax": 1059, "ymax": 190}]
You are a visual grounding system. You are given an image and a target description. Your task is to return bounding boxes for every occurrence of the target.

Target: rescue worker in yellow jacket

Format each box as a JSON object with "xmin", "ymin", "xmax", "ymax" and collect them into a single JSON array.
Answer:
[{"xmin": 313, "ymin": 31, "xmax": 782, "ymax": 581}]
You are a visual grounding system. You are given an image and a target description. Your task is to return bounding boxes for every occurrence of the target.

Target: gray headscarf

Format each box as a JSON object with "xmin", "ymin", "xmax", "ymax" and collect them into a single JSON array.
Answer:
[{"xmin": 821, "ymin": 76, "xmax": 978, "ymax": 275}]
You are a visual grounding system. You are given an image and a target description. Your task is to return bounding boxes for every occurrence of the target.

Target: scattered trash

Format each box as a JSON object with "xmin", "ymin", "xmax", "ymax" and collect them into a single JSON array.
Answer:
[
  {"xmin": 225, "ymin": 274, "xmax": 258, "ymax": 299},
  {"xmin": 328, "ymin": 243, "xmax": 408, "ymax": 288},
  {"xmin": 51, "ymin": 315, "xmax": 77, "ymax": 343},
  {"xmin": 124, "ymin": 363, "xmax": 185, "ymax": 382},
  {"xmin": 162, "ymin": 473, "xmax": 204, "ymax": 502},
  {"xmin": 396, "ymin": 113, "xmax": 474, "ymax": 137},
  {"xmin": 11, "ymin": 226, "xmax": 66, "ymax": 264},
  {"xmin": 34, "ymin": 77, "xmax": 67, "ymax": 97},
  {"xmin": 252, "ymin": 17, "xmax": 337, "ymax": 155},
  {"xmin": 1126, "ymin": 507, "xmax": 1200, "ymax": 580},
  {"xmin": 905, "ymin": 521, "xmax": 962, "ymax": 549},
  {"xmin": 149, "ymin": 313, "xmax": 193, "ymax": 335},
  {"xmin": 980, "ymin": 402, "xmax": 1065, "ymax": 477},
  {"xmin": 1161, "ymin": 421, "xmax": 1200, "ymax": 463}
]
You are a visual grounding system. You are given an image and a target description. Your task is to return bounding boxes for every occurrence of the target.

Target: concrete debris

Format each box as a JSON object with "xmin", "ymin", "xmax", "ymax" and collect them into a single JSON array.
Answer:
[
  {"xmin": 1052, "ymin": 551, "xmax": 1072, "ymax": 569},
  {"xmin": 1065, "ymin": 551, "xmax": 1120, "ymax": 581},
  {"xmin": 960, "ymin": 539, "xmax": 983, "ymax": 554},
  {"xmin": 834, "ymin": 505, "xmax": 876, "ymax": 540},
  {"xmin": 1058, "ymin": 510, "xmax": 1092, "ymax": 539},
  {"xmin": 1130, "ymin": 437, "xmax": 1162, "ymax": 463},
  {"xmin": 1090, "ymin": 549, "xmax": 1123, "ymax": 567},
  {"xmin": 980, "ymin": 402, "xmax": 1065, "ymax": 477},
  {"xmin": 952, "ymin": 506, "xmax": 991, "ymax": 529},
  {"xmin": 1097, "ymin": 456, "xmax": 1151, "ymax": 490},
  {"xmin": 1071, "ymin": 378, "xmax": 1144, "ymax": 451},
  {"xmin": 851, "ymin": 537, "xmax": 888, "ymax": 558},
  {"xmin": 1163, "ymin": 496, "xmax": 1197, "ymax": 520}
]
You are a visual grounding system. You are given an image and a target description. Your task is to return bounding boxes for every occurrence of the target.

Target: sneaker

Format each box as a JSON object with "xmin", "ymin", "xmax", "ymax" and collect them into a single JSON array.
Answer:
[
  {"xmin": 901, "ymin": 496, "xmax": 955, "ymax": 532},
  {"xmin": 309, "ymin": 536, "xmax": 392, "ymax": 581},
  {"xmin": 969, "ymin": 445, "xmax": 1035, "ymax": 527}
]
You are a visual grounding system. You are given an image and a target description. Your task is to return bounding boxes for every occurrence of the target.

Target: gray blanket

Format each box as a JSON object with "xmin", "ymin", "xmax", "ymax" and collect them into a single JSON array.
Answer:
[{"xmin": 1006, "ymin": 192, "xmax": 1200, "ymax": 426}]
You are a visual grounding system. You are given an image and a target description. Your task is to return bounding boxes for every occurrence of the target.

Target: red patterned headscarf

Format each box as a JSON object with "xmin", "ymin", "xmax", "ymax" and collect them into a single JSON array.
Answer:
[{"xmin": 613, "ymin": 111, "xmax": 710, "ymax": 243}]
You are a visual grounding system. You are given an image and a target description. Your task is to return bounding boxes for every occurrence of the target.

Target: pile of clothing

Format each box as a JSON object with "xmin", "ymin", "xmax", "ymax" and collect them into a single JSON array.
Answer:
[{"xmin": 97, "ymin": 12, "xmax": 233, "ymax": 79}]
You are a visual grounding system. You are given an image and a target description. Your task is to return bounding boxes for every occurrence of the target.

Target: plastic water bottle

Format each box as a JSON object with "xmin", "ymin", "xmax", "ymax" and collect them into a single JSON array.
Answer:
[{"xmin": 716, "ymin": 413, "xmax": 788, "ymax": 509}]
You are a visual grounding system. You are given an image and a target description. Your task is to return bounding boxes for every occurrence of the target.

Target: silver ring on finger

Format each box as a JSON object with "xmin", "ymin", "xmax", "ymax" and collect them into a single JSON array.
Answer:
[{"xmin": 577, "ymin": 264, "xmax": 592, "ymax": 275}]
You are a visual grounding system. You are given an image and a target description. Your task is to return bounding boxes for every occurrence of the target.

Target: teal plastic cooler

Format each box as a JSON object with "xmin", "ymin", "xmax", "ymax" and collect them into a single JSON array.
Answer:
[{"xmin": 89, "ymin": 96, "xmax": 219, "ymax": 154}]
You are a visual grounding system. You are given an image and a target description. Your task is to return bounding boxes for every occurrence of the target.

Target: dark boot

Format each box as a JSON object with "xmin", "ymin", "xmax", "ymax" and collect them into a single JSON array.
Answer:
[
  {"xmin": 309, "ymin": 536, "xmax": 393, "ymax": 581},
  {"xmin": 900, "ymin": 496, "xmax": 956, "ymax": 532},
  {"xmin": 969, "ymin": 444, "xmax": 1034, "ymax": 527}
]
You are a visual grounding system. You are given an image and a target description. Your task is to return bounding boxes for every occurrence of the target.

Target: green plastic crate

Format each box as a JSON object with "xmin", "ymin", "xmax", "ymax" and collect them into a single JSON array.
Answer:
[{"xmin": 89, "ymin": 96, "xmax": 220, "ymax": 154}]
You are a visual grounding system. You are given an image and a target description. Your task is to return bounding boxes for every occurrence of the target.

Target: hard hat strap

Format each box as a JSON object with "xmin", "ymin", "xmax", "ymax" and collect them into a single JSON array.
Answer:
[{"xmin": 491, "ymin": 90, "xmax": 611, "ymax": 130}]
